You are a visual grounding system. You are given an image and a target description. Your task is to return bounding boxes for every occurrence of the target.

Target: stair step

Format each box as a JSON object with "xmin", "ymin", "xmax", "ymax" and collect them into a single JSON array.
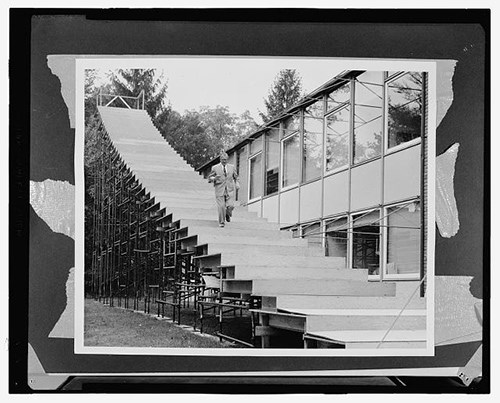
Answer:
[
  {"xmin": 166, "ymin": 208, "xmax": 266, "ymax": 222},
  {"xmin": 304, "ymin": 330, "xmax": 427, "ymax": 349},
  {"xmin": 250, "ymin": 279, "xmax": 396, "ymax": 297},
  {"xmin": 276, "ymin": 294, "xmax": 427, "ymax": 310},
  {"xmin": 196, "ymin": 234, "xmax": 308, "ymax": 247},
  {"xmin": 205, "ymin": 243, "xmax": 325, "ymax": 257},
  {"xmin": 213, "ymin": 253, "xmax": 346, "ymax": 268},
  {"xmin": 180, "ymin": 218, "xmax": 284, "ymax": 230},
  {"xmin": 302, "ymin": 311, "xmax": 426, "ymax": 332},
  {"xmin": 186, "ymin": 221, "xmax": 283, "ymax": 233},
  {"xmin": 226, "ymin": 266, "xmax": 364, "ymax": 281}
]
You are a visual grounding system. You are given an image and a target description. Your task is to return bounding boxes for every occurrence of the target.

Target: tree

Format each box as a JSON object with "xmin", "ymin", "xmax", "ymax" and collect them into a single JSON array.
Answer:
[
  {"xmin": 234, "ymin": 110, "xmax": 260, "ymax": 140},
  {"xmin": 109, "ymin": 69, "xmax": 170, "ymax": 121},
  {"xmin": 259, "ymin": 69, "xmax": 303, "ymax": 123},
  {"xmin": 159, "ymin": 106, "xmax": 259, "ymax": 169}
]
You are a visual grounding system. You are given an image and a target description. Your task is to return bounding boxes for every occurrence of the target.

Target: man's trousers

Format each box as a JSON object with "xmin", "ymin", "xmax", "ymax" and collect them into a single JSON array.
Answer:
[{"xmin": 215, "ymin": 192, "xmax": 234, "ymax": 225}]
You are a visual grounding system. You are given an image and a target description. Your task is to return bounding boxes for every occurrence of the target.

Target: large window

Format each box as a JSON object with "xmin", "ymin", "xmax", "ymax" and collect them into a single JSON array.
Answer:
[
  {"xmin": 282, "ymin": 113, "xmax": 300, "ymax": 139},
  {"xmin": 265, "ymin": 127, "xmax": 280, "ymax": 195},
  {"xmin": 302, "ymin": 222, "xmax": 322, "ymax": 248},
  {"xmin": 353, "ymin": 72, "xmax": 383, "ymax": 164},
  {"xmin": 325, "ymin": 106, "xmax": 350, "ymax": 172},
  {"xmin": 303, "ymin": 101, "xmax": 323, "ymax": 182},
  {"xmin": 250, "ymin": 135, "xmax": 263, "ymax": 155},
  {"xmin": 352, "ymin": 210, "xmax": 380, "ymax": 275},
  {"xmin": 386, "ymin": 201, "xmax": 421, "ymax": 278},
  {"xmin": 387, "ymin": 72, "xmax": 423, "ymax": 149},
  {"xmin": 327, "ymin": 83, "xmax": 351, "ymax": 112},
  {"xmin": 249, "ymin": 153, "xmax": 262, "ymax": 200},
  {"xmin": 282, "ymin": 114, "xmax": 300, "ymax": 188},
  {"xmin": 235, "ymin": 149, "xmax": 243, "ymax": 201},
  {"xmin": 325, "ymin": 216, "xmax": 348, "ymax": 268}
]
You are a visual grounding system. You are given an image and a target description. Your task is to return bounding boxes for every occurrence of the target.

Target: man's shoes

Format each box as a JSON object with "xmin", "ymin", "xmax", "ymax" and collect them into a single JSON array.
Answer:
[
  {"xmin": 225, "ymin": 213, "xmax": 231, "ymax": 222},
  {"xmin": 219, "ymin": 223, "xmax": 225, "ymax": 227}
]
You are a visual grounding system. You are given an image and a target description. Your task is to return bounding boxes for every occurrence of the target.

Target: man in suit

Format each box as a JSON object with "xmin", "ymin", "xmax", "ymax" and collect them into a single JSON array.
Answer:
[{"xmin": 208, "ymin": 151, "xmax": 240, "ymax": 227}]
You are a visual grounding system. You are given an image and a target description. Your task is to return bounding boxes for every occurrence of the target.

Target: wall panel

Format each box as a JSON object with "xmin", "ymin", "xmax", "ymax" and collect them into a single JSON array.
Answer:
[
  {"xmin": 384, "ymin": 145, "xmax": 421, "ymax": 203},
  {"xmin": 350, "ymin": 159, "xmax": 382, "ymax": 211},
  {"xmin": 247, "ymin": 199, "xmax": 262, "ymax": 217},
  {"xmin": 299, "ymin": 180, "xmax": 322, "ymax": 222},
  {"xmin": 262, "ymin": 195, "xmax": 279, "ymax": 223},
  {"xmin": 279, "ymin": 187, "xmax": 299, "ymax": 226},
  {"xmin": 323, "ymin": 170, "xmax": 349, "ymax": 216}
]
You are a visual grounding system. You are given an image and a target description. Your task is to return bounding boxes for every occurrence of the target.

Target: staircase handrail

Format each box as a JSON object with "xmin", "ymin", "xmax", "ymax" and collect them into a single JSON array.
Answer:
[{"xmin": 97, "ymin": 89, "xmax": 145, "ymax": 110}]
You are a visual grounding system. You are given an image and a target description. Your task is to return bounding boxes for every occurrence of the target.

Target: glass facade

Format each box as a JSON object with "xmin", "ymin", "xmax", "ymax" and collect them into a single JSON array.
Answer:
[
  {"xmin": 386, "ymin": 201, "xmax": 421, "ymax": 277},
  {"xmin": 303, "ymin": 101, "xmax": 323, "ymax": 182},
  {"xmin": 282, "ymin": 132, "xmax": 300, "ymax": 188},
  {"xmin": 325, "ymin": 106, "xmax": 350, "ymax": 172},
  {"xmin": 249, "ymin": 153, "xmax": 262, "ymax": 200},
  {"xmin": 353, "ymin": 71, "xmax": 384, "ymax": 164},
  {"xmin": 205, "ymin": 70, "xmax": 426, "ymax": 282},
  {"xmin": 302, "ymin": 222, "xmax": 322, "ymax": 247},
  {"xmin": 352, "ymin": 210, "xmax": 381, "ymax": 275},
  {"xmin": 282, "ymin": 113, "xmax": 300, "ymax": 139},
  {"xmin": 250, "ymin": 135, "xmax": 263, "ymax": 155},
  {"xmin": 325, "ymin": 217, "xmax": 348, "ymax": 264},
  {"xmin": 387, "ymin": 72, "xmax": 423, "ymax": 149},
  {"xmin": 327, "ymin": 82, "xmax": 350, "ymax": 112},
  {"xmin": 265, "ymin": 127, "xmax": 280, "ymax": 195}
]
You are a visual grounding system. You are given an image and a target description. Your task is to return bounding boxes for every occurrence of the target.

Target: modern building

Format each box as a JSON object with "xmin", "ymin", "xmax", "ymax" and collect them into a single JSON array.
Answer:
[{"xmin": 198, "ymin": 70, "xmax": 428, "ymax": 286}]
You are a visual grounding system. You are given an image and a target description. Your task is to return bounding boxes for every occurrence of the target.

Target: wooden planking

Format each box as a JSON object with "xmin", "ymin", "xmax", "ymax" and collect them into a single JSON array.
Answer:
[
  {"xmin": 217, "ymin": 254, "xmax": 347, "ymax": 268},
  {"xmin": 190, "ymin": 226, "xmax": 292, "ymax": 238},
  {"xmin": 222, "ymin": 280, "xmax": 252, "ymax": 294},
  {"xmin": 251, "ymin": 279, "xmax": 396, "ymax": 296},
  {"xmin": 196, "ymin": 234, "xmax": 308, "ymax": 247},
  {"xmin": 346, "ymin": 341, "xmax": 427, "ymax": 349},
  {"xmin": 229, "ymin": 266, "xmax": 366, "ymax": 281},
  {"xmin": 276, "ymin": 294, "xmax": 426, "ymax": 310},
  {"xmin": 306, "ymin": 329, "xmax": 427, "ymax": 343},
  {"xmin": 251, "ymin": 309, "xmax": 306, "ymax": 332},
  {"xmin": 207, "ymin": 243, "xmax": 326, "ymax": 257},
  {"xmin": 305, "ymin": 313, "xmax": 426, "ymax": 332}
]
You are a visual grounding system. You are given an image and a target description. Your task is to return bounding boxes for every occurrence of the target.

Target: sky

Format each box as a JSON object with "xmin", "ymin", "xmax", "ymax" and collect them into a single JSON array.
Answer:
[
  {"xmin": 92, "ymin": 56, "xmax": 438, "ymax": 125},
  {"xmin": 95, "ymin": 57, "xmax": 355, "ymax": 123}
]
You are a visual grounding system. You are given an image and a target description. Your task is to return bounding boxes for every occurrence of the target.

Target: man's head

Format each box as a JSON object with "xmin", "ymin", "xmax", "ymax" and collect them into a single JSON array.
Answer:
[{"xmin": 220, "ymin": 152, "xmax": 229, "ymax": 166}]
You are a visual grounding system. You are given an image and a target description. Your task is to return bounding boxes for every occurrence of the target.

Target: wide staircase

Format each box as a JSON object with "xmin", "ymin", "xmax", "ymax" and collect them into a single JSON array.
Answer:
[{"xmin": 97, "ymin": 105, "xmax": 427, "ymax": 349}]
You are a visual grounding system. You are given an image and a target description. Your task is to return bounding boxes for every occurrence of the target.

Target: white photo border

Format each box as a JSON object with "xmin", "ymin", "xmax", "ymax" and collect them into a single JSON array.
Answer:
[{"xmin": 74, "ymin": 56, "xmax": 436, "ymax": 357}]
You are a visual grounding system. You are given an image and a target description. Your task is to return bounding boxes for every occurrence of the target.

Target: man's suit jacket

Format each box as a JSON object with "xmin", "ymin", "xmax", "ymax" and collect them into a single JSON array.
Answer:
[{"xmin": 208, "ymin": 163, "xmax": 240, "ymax": 197}]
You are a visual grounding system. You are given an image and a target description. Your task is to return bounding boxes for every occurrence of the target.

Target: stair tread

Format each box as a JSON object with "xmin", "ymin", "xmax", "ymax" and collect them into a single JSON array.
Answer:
[
  {"xmin": 305, "ymin": 329, "xmax": 427, "ymax": 342},
  {"xmin": 279, "ymin": 308, "xmax": 426, "ymax": 316}
]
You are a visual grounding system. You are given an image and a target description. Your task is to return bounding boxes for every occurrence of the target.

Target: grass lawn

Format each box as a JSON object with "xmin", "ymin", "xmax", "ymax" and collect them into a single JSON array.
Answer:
[{"xmin": 84, "ymin": 298, "xmax": 235, "ymax": 348}]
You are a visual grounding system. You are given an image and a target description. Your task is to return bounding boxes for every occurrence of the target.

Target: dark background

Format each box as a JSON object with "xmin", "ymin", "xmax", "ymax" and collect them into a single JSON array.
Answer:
[{"xmin": 10, "ymin": 9, "xmax": 489, "ymax": 391}]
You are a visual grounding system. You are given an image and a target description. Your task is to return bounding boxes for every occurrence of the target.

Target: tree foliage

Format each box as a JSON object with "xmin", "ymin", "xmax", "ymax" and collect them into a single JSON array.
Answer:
[
  {"xmin": 159, "ymin": 106, "xmax": 258, "ymax": 169},
  {"xmin": 109, "ymin": 69, "xmax": 170, "ymax": 120},
  {"xmin": 259, "ymin": 69, "xmax": 303, "ymax": 123}
]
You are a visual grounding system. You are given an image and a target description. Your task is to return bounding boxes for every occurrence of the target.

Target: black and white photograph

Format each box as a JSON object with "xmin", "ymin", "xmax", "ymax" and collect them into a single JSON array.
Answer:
[
  {"xmin": 15, "ymin": 9, "xmax": 488, "ymax": 392},
  {"xmin": 73, "ymin": 57, "xmax": 437, "ymax": 354}
]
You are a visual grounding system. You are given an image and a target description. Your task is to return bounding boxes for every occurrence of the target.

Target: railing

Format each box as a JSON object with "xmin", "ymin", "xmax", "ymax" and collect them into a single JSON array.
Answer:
[{"xmin": 97, "ymin": 89, "xmax": 145, "ymax": 110}]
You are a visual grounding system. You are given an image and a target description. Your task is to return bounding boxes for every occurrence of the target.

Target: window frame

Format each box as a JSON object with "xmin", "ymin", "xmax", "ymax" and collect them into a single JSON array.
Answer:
[
  {"xmin": 351, "ymin": 72, "xmax": 384, "ymax": 167},
  {"xmin": 264, "ymin": 126, "xmax": 281, "ymax": 196},
  {"xmin": 382, "ymin": 198, "xmax": 422, "ymax": 281},
  {"xmin": 384, "ymin": 71, "xmax": 424, "ymax": 155},
  {"xmin": 323, "ymin": 214, "xmax": 349, "ymax": 268},
  {"xmin": 302, "ymin": 99, "xmax": 325, "ymax": 184},
  {"xmin": 247, "ymin": 150, "xmax": 263, "ymax": 203},
  {"xmin": 280, "ymin": 129, "xmax": 301, "ymax": 192},
  {"xmin": 349, "ymin": 207, "xmax": 382, "ymax": 280},
  {"xmin": 324, "ymin": 103, "xmax": 351, "ymax": 176}
]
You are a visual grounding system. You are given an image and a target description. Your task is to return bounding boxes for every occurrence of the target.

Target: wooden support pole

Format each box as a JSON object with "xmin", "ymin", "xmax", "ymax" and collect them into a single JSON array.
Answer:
[{"xmin": 259, "ymin": 313, "xmax": 271, "ymax": 348}]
